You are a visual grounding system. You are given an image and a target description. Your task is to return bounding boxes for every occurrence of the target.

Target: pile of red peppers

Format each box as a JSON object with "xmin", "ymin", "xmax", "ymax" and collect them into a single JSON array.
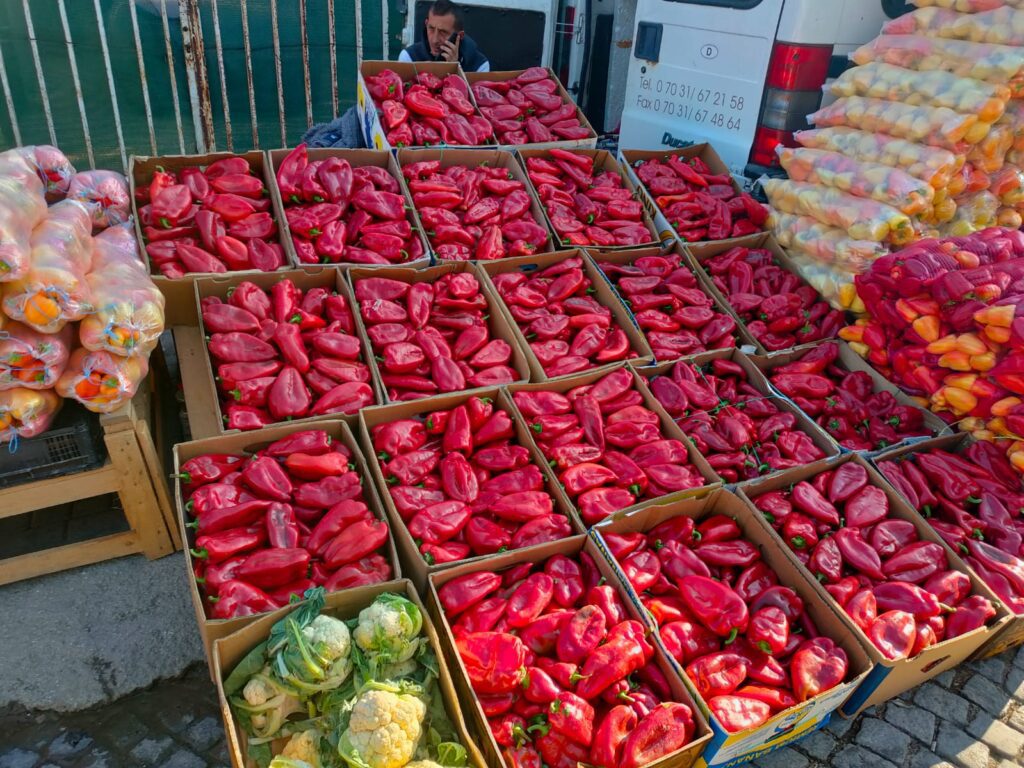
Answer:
[
  {"xmin": 180, "ymin": 429, "xmax": 393, "ymax": 619},
  {"xmin": 489, "ymin": 255, "xmax": 642, "ymax": 378},
  {"xmin": 403, "ymin": 158, "xmax": 550, "ymax": 261},
  {"xmin": 596, "ymin": 250, "xmax": 738, "ymax": 360},
  {"xmin": 766, "ymin": 342, "xmax": 933, "ymax": 451},
  {"xmin": 138, "ymin": 156, "xmax": 284, "ymax": 277},
  {"xmin": 472, "ymin": 67, "xmax": 594, "ymax": 145},
  {"xmin": 354, "ymin": 272, "xmax": 519, "ymax": 401},
  {"xmin": 604, "ymin": 510, "xmax": 850, "ymax": 732},
  {"xmin": 202, "ymin": 278, "xmax": 375, "ymax": 430},
  {"xmin": 878, "ymin": 444, "xmax": 1024, "ymax": 615},
  {"xmin": 750, "ymin": 462, "xmax": 997, "ymax": 660},
  {"xmin": 631, "ymin": 154, "xmax": 767, "ymax": 243},
  {"xmin": 364, "ymin": 69, "xmax": 492, "ymax": 147},
  {"xmin": 438, "ymin": 551, "xmax": 697, "ymax": 768},
  {"xmin": 525, "ymin": 149, "xmax": 656, "ymax": 248},
  {"xmin": 702, "ymin": 245, "xmax": 845, "ymax": 351},
  {"xmin": 371, "ymin": 395, "xmax": 571, "ymax": 565},
  {"xmin": 276, "ymin": 144, "xmax": 425, "ymax": 265},
  {"xmin": 512, "ymin": 367, "xmax": 707, "ymax": 524},
  {"xmin": 648, "ymin": 357, "xmax": 828, "ymax": 482}
]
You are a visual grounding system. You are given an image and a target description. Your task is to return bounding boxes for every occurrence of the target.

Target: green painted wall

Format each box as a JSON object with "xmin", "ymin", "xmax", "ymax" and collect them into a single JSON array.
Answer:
[{"xmin": 0, "ymin": 0, "xmax": 405, "ymax": 171}]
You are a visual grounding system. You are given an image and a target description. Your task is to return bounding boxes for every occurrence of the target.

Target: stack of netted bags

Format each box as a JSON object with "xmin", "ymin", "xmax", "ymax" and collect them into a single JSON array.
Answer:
[{"xmin": 766, "ymin": 0, "xmax": 1024, "ymax": 311}]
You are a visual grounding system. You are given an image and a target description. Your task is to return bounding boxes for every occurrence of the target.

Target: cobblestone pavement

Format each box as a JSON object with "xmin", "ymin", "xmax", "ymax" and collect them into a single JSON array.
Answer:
[{"xmin": 5, "ymin": 646, "xmax": 1024, "ymax": 768}]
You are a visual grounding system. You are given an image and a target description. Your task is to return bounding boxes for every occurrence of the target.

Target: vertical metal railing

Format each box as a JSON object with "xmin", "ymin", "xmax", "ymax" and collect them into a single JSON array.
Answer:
[{"xmin": 0, "ymin": 0, "xmax": 390, "ymax": 173}]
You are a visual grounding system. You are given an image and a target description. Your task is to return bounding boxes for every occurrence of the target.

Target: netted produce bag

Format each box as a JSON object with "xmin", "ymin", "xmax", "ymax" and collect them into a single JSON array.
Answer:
[
  {"xmin": 0, "ymin": 153, "xmax": 47, "ymax": 283},
  {"xmin": 79, "ymin": 225, "xmax": 165, "ymax": 358},
  {"xmin": 998, "ymin": 206, "xmax": 1024, "ymax": 227},
  {"xmin": 0, "ymin": 322, "xmax": 72, "ymax": 390},
  {"xmin": 763, "ymin": 178, "xmax": 914, "ymax": 244},
  {"xmin": 56, "ymin": 348, "xmax": 148, "ymax": 414},
  {"xmin": 782, "ymin": 247, "xmax": 864, "ymax": 313},
  {"xmin": 851, "ymin": 35, "xmax": 1024, "ymax": 93},
  {"xmin": 777, "ymin": 147, "xmax": 934, "ymax": 215},
  {"xmin": 911, "ymin": 0, "xmax": 1024, "ymax": 11},
  {"xmin": 989, "ymin": 164, "xmax": 1024, "ymax": 206},
  {"xmin": 828, "ymin": 62, "xmax": 1009, "ymax": 121},
  {"xmin": 768, "ymin": 211, "xmax": 888, "ymax": 271},
  {"xmin": 809, "ymin": 96, "xmax": 989, "ymax": 151},
  {"xmin": 937, "ymin": 190, "xmax": 1001, "ymax": 235},
  {"xmin": 1, "ymin": 200, "xmax": 94, "ymax": 333},
  {"xmin": 0, "ymin": 146, "xmax": 76, "ymax": 201},
  {"xmin": 794, "ymin": 127, "xmax": 962, "ymax": 188},
  {"xmin": 65, "ymin": 171, "xmax": 130, "ymax": 230},
  {"xmin": 885, "ymin": 6, "xmax": 1024, "ymax": 46},
  {"xmin": 966, "ymin": 121, "xmax": 1014, "ymax": 172},
  {"xmin": 0, "ymin": 387, "xmax": 61, "ymax": 442}
]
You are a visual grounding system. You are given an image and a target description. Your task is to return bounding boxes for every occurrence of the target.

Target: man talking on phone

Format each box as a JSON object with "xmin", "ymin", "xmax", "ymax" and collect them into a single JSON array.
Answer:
[{"xmin": 398, "ymin": 0, "xmax": 490, "ymax": 72}]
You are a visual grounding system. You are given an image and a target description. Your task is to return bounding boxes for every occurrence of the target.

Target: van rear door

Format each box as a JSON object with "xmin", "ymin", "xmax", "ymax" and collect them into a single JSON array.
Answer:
[{"xmin": 619, "ymin": 0, "xmax": 786, "ymax": 175}]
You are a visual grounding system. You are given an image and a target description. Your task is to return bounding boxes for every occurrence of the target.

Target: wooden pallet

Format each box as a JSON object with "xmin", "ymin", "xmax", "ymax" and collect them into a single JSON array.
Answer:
[{"xmin": 0, "ymin": 385, "xmax": 179, "ymax": 585}]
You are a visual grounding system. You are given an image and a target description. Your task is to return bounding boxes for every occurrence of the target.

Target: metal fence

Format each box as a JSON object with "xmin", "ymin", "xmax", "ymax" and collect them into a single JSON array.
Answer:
[{"xmin": 0, "ymin": 0, "xmax": 402, "ymax": 173}]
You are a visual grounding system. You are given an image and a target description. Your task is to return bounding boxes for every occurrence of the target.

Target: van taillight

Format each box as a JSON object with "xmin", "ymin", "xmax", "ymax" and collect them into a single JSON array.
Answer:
[{"xmin": 751, "ymin": 42, "xmax": 833, "ymax": 168}]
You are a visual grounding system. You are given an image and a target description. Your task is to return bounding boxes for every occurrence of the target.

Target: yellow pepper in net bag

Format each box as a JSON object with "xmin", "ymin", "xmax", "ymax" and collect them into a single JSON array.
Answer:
[
  {"xmin": 0, "ymin": 387, "xmax": 61, "ymax": 442},
  {"xmin": 768, "ymin": 211, "xmax": 888, "ymax": 272},
  {"xmin": 779, "ymin": 247, "xmax": 865, "ymax": 314},
  {"xmin": 777, "ymin": 146, "xmax": 935, "ymax": 216},
  {"xmin": 809, "ymin": 96, "xmax": 989, "ymax": 151},
  {"xmin": 828, "ymin": 62, "xmax": 1008, "ymax": 122},
  {"xmin": 794, "ymin": 127, "xmax": 961, "ymax": 187},
  {"xmin": 851, "ymin": 35, "xmax": 1024, "ymax": 94},
  {"xmin": 55, "ymin": 348, "xmax": 149, "ymax": 414},
  {"xmin": 763, "ymin": 179, "xmax": 915, "ymax": 244},
  {"xmin": 885, "ymin": 6, "xmax": 1024, "ymax": 46}
]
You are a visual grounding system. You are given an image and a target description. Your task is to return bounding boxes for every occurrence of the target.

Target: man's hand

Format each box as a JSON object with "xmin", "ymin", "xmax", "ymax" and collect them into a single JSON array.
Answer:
[{"xmin": 439, "ymin": 35, "xmax": 461, "ymax": 63}]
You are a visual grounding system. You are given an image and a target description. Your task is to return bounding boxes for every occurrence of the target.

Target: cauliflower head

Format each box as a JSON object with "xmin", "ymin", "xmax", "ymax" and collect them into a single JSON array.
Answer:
[
  {"xmin": 236, "ymin": 672, "xmax": 305, "ymax": 740},
  {"xmin": 281, "ymin": 730, "xmax": 323, "ymax": 768},
  {"xmin": 304, "ymin": 615, "xmax": 353, "ymax": 679},
  {"xmin": 353, "ymin": 594, "xmax": 424, "ymax": 667},
  {"xmin": 339, "ymin": 688, "xmax": 427, "ymax": 768}
]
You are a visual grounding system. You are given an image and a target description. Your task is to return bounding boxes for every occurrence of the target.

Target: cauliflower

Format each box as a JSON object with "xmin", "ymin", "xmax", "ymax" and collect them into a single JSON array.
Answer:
[
  {"xmin": 304, "ymin": 615, "xmax": 353, "ymax": 679},
  {"xmin": 353, "ymin": 594, "xmax": 424, "ymax": 669},
  {"xmin": 280, "ymin": 730, "xmax": 323, "ymax": 768},
  {"xmin": 338, "ymin": 688, "xmax": 427, "ymax": 768},
  {"xmin": 236, "ymin": 671, "xmax": 305, "ymax": 739}
]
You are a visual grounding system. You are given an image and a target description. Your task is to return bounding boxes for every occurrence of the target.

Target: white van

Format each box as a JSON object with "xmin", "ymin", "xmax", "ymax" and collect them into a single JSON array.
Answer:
[{"xmin": 618, "ymin": 0, "xmax": 912, "ymax": 178}]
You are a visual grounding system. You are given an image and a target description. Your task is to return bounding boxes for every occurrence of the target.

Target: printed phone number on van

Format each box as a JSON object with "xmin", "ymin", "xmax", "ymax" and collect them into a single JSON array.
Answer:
[
  {"xmin": 636, "ymin": 78, "xmax": 746, "ymax": 131},
  {"xmin": 634, "ymin": 93, "xmax": 744, "ymax": 132}
]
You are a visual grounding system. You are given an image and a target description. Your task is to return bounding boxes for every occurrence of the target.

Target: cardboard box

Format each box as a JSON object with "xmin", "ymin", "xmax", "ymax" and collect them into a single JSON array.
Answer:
[
  {"xmin": 189, "ymin": 268, "xmax": 382, "ymax": 437},
  {"xmin": 465, "ymin": 68, "xmax": 598, "ymax": 150},
  {"xmin": 737, "ymin": 453, "xmax": 1011, "ymax": 717},
  {"xmin": 517, "ymin": 148, "xmax": 666, "ymax": 251},
  {"xmin": 395, "ymin": 146, "xmax": 555, "ymax": 260},
  {"xmin": 687, "ymin": 232, "xmax": 844, "ymax": 356},
  {"xmin": 631, "ymin": 348, "xmax": 841, "ymax": 486},
  {"xmin": 507, "ymin": 362, "xmax": 721, "ymax": 523},
  {"xmin": 129, "ymin": 151, "xmax": 290, "ymax": 327},
  {"xmin": 872, "ymin": 433, "xmax": 1024, "ymax": 660},
  {"xmin": 345, "ymin": 262, "xmax": 532, "ymax": 403},
  {"xmin": 747, "ymin": 339, "xmax": 949, "ymax": 456},
  {"xmin": 357, "ymin": 388, "xmax": 584, "ymax": 591},
  {"xmin": 619, "ymin": 144, "xmax": 761, "ymax": 248},
  {"xmin": 426, "ymin": 535, "xmax": 713, "ymax": 768},
  {"xmin": 593, "ymin": 489, "xmax": 873, "ymax": 767},
  {"xmin": 586, "ymin": 241, "xmax": 763, "ymax": 358},
  {"xmin": 264, "ymin": 147, "xmax": 430, "ymax": 269},
  {"xmin": 357, "ymin": 60, "xmax": 489, "ymax": 151},
  {"xmin": 173, "ymin": 419, "xmax": 400, "ymax": 674},
  {"xmin": 213, "ymin": 579, "xmax": 487, "ymax": 768},
  {"xmin": 475, "ymin": 248, "xmax": 654, "ymax": 381}
]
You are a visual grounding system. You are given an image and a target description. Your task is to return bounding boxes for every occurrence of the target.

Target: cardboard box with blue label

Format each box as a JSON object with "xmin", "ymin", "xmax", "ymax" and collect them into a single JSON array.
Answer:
[
  {"xmin": 591, "ymin": 488, "xmax": 872, "ymax": 768},
  {"xmin": 737, "ymin": 453, "xmax": 1011, "ymax": 717},
  {"xmin": 357, "ymin": 60, "xmax": 487, "ymax": 151}
]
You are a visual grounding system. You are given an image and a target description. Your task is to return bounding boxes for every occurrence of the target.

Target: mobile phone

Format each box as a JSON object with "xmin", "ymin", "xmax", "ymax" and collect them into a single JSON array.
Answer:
[{"xmin": 435, "ymin": 31, "xmax": 461, "ymax": 61}]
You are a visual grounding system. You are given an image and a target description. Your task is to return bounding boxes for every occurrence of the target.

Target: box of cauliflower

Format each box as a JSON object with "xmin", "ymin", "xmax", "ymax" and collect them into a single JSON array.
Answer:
[{"xmin": 213, "ymin": 579, "xmax": 486, "ymax": 768}]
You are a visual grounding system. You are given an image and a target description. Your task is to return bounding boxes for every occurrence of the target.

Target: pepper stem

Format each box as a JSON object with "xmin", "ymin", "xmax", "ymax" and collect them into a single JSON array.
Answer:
[{"xmin": 723, "ymin": 628, "xmax": 739, "ymax": 645}]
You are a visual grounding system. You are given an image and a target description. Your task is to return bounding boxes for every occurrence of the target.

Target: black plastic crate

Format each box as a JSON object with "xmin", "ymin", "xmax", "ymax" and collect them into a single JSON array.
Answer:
[{"xmin": 0, "ymin": 402, "xmax": 107, "ymax": 489}]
